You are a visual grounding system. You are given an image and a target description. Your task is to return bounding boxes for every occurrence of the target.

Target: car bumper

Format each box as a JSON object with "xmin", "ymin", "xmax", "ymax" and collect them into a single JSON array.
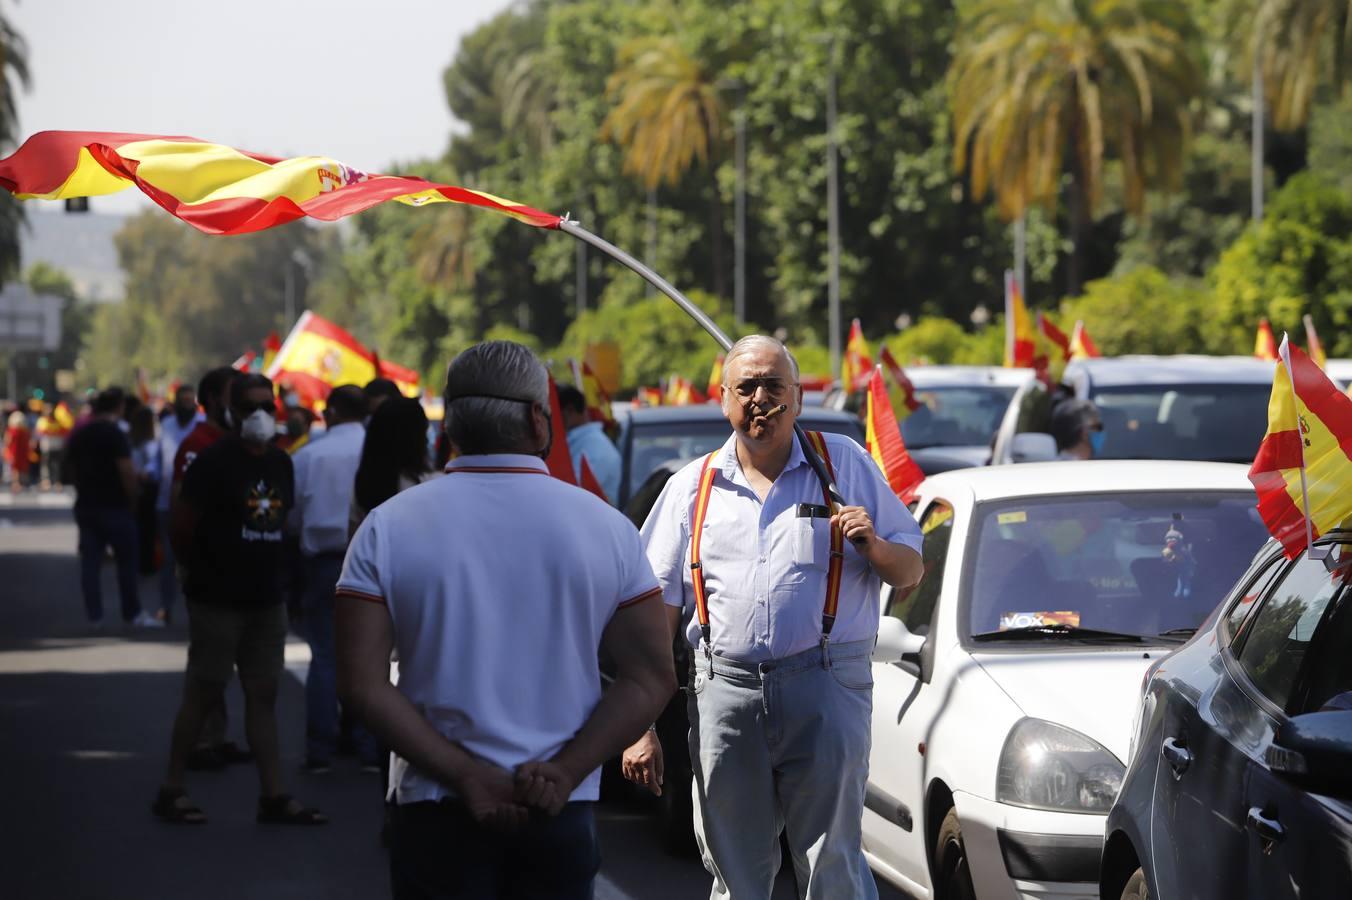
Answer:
[{"xmin": 952, "ymin": 791, "xmax": 1104, "ymax": 900}]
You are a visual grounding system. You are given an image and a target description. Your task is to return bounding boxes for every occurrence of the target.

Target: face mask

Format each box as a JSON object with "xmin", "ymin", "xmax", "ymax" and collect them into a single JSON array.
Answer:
[
  {"xmin": 1089, "ymin": 429, "xmax": 1107, "ymax": 456},
  {"xmin": 241, "ymin": 409, "xmax": 277, "ymax": 444}
]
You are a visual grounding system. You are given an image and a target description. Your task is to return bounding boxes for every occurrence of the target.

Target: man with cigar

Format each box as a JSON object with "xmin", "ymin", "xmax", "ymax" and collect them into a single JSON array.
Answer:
[{"xmin": 625, "ymin": 334, "xmax": 924, "ymax": 899}]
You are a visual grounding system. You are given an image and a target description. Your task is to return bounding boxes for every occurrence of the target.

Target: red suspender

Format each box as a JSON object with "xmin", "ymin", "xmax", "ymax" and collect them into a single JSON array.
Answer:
[{"xmin": 687, "ymin": 432, "xmax": 846, "ymax": 650}]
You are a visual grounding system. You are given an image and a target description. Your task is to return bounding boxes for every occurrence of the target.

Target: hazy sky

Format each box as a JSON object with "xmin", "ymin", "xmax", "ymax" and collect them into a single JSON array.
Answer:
[{"xmin": 11, "ymin": 0, "xmax": 514, "ymax": 214}]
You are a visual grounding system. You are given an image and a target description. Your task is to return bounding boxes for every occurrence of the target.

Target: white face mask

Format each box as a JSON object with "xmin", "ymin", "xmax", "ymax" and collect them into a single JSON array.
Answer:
[{"xmin": 240, "ymin": 409, "xmax": 277, "ymax": 444}]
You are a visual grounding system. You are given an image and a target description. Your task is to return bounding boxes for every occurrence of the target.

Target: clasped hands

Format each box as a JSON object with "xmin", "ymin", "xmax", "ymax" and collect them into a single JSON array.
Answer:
[{"xmin": 457, "ymin": 757, "xmax": 578, "ymax": 831}]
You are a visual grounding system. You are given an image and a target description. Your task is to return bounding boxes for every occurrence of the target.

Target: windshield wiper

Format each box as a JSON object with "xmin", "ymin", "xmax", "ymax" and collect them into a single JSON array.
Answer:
[
  {"xmin": 1156, "ymin": 627, "xmax": 1197, "ymax": 640},
  {"xmin": 971, "ymin": 624, "xmax": 1146, "ymax": 643}
]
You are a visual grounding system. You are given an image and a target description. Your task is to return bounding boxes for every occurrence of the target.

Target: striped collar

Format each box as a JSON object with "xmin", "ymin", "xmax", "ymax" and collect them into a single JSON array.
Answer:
[{"xmin": 444, "ymin": 453, "xmax": 549, "ymax": 475}]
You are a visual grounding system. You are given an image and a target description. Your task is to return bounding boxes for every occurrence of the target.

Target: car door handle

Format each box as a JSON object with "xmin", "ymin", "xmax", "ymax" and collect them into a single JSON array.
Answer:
[
  {"xmin": 1247, "ymin": 807, "xmax": 1285, "ymax": 846},
  {"xmin": 1161, "ymin": 737, "xmax": 1191, "ymax": 775}
]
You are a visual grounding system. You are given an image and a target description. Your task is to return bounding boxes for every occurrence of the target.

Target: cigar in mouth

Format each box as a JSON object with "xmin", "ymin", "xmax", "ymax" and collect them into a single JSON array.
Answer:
[{"xmin": 758, "ymin": 403, "xmax": 788, "ymax": 420}]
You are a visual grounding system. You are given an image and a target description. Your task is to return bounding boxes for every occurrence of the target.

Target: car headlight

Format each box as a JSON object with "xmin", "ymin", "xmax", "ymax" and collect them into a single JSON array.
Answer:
[{"xmin": 996, "ymin": 718, "xmax": 1125, "ymax": 813}]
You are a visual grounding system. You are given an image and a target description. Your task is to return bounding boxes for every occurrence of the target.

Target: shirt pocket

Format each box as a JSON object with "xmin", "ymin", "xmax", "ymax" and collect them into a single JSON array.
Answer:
[{"xmin": 784, "ymin": 517, "xmax": 830, "ymax": 584}]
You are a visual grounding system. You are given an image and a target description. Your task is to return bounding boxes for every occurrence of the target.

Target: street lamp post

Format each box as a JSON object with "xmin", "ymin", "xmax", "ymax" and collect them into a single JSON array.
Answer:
[
  {"xmin": 825, "ymin": 37, "xmax": 841, "ymax": 381},
  {"xmin": 734, "ymin": 91, "xmax": 747, "ymax": 326},
  {"xmin": 1252, "ymin": 30, "xmax": 1265, "ymax": 223}
]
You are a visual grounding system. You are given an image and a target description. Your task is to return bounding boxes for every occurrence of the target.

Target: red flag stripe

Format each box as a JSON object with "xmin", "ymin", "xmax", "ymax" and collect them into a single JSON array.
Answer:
[{"xmin": 1286, "ymin": 343, "xmax": 1352, "ymax": 464}]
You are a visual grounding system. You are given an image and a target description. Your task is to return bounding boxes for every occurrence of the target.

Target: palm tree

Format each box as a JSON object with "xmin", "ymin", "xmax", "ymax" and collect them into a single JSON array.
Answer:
[
  {"xmin": 0, "ymin": 7, "xmax": 29, "ymax": 283},
  {"xmin": 1253, "ymin": 0, "xmax": 1352, "ymax": 130},
  {"xmin": 949, "ymin": 0, "xmax": 1202, "ymax": 293},
  {"xmin": 600, "ymin": 36, "xmax": 730, "ymax": 297}
]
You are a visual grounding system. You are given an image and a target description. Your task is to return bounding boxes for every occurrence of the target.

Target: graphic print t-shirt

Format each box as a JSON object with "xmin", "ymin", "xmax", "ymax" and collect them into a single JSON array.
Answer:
[{"xmin": 180, "ymin": 436, "xmax": 294, "ymax": 608}]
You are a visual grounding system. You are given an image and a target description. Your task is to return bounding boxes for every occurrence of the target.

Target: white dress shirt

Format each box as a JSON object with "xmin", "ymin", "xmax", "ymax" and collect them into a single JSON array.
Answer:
[
  {"xmin": 156, "ymin": 412, "xmax": 203, "ymax": 512},
  {"xmin": 641, "ymin": 430, "xmax": 923, "ymax": 663},
  {"xmin": 292, "ymin": 420, "xmax": 365, "ymax": 556},
  {"xmin": 337, "ymin": 454, "xmax": 661, "ymax": 804}
]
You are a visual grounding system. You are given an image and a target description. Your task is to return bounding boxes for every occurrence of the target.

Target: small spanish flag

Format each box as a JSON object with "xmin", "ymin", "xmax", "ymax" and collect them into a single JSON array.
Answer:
[
  {"xmin": 878, "ymin": 344, "xmax": 922, "ymax": 420},
  {"xmin": 841, "ymin": 319, "xmax": 874, "ymax": 393},
  {"xmin": 1248, "ymin": 335, "xmax": 1352, "ymax": 559},
  {"xmin": 545, "ymin": 376, "xmax": 577, "ymax": 485},
  {"xmin": 1255, "ymin": 318, "xmax": 1279, "ymax": 361},
  {"xmin": 1069, "ymin": 320, "xmax": 1102, "ymax": 360},
  {"xmin": 707, "ymin": 355, "xmax": 724, "ymax": 401},
  {"xmin": 865, "ymin": 366, "xmax": 925, "ymax": 502},
  {"xmin": 1004, "ymin": 271, "xmax": 1036, "ymax": 369},
  {"xmin": 571, "ymin": 359, "xmax": 616, "ymax": 432},
  {"xmin": 1035, "ymin": 312, "xmax": 1071, "ymax": 386},
  {"xmin": 1304, "ymin": 314, "xmax": 1327, "ymax": 370}
]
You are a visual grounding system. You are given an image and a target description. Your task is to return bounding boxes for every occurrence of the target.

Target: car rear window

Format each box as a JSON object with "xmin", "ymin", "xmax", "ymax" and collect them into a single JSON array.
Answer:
[{"xmin": 1091, "ymin": 383, "xmax": 1271, "ymax": 463}]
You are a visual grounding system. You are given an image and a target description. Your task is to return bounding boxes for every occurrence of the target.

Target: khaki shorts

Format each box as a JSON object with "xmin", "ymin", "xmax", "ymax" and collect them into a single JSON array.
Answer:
[{"xmin": 185, "ymin": 600, "xmax": 287, "ymax": 684}]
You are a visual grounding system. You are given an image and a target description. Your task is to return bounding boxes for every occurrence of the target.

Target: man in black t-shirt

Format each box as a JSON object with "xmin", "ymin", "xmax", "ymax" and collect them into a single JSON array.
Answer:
[
  {"xmin": 153, "ymin": 374, "xmax": 325, "ymax": 826},
  {"xmin": 65, "ymin": 387, "xmax": 153, "ymax": 627}
]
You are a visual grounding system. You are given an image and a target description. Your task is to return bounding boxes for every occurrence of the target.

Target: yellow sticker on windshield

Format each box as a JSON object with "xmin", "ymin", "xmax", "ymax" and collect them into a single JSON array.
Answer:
[{"xmin": 998, "ymin": 511, "xmax": 1027, "ymax": 525}]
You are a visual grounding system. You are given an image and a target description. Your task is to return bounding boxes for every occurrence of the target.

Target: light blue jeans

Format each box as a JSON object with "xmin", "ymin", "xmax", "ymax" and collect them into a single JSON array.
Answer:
[
  {"xmin": 688, "ymin": 637, "xmax": 878, "ymax": 900},
  {"xmin": 303, "ymin": 553, "xmax": 377, "ymax": 764}
]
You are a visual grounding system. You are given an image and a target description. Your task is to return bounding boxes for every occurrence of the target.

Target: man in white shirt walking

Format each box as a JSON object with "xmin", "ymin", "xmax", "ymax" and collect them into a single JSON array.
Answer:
[
  {"xmin": 292, "ymin": 383, "xmax": 371, "ymax": 771},
  {"xmin": 626, "ymin": 335, "xmax": 925, "ymax": 900},
  {"xmin": 336, "ymin": 341, "xmax": 675, "ymax": 899}
]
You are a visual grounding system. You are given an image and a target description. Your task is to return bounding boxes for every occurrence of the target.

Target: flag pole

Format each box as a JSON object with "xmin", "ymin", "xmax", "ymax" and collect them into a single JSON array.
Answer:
[
  {"xmin": 558, "ymin": 216, "xmax": 855, "ymax": 515},
  {"xmin": 1279, "ymin": 335, "xmax": 1322, "ymax": 559}
]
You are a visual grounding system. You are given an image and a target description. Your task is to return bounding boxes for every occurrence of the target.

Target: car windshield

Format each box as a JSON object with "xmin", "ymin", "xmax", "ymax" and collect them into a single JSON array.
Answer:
[
  {"xmin": 625, "ymin": 416, "xmax": 863, "ymax": 500},
  {"xmin": 964, "ymin": 491, "xmax": 1271, "ymax": 643},
  {"xmin": 1091, "ymin": 383, "xmax": 1271, "ymax": 463},
  {"xmin": 901, "ymin": 386, "xmax": 1016, "ymax": 449}
]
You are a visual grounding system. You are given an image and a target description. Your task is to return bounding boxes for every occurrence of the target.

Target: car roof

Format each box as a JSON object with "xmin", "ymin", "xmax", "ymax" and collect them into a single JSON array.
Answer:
[
  {"xmin": 921, "ymin": 460, "xmax": 1254, "ymax": 503},
  {"xmin": 906, "ymin": 365, "xmax": 1034, "ymax": 388},
  {"xmin": 1066, "ymin": 355, "xmax": 1277, "ymax": 387},
  {"xmin": 620, "ymin": 405, "xmax": 861, "ymax": 425}
]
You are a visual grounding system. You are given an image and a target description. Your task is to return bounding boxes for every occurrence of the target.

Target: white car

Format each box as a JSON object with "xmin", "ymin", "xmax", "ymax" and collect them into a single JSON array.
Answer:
[{"xmin": 865, "ymin": 461, "xmax": 1272, "ymax": 900}]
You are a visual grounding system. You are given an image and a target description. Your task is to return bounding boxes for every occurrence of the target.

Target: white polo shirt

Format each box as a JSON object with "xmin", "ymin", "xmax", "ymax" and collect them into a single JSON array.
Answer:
[{"xmin": 337, "ymin": 453, "xmax": 661, "ymax": 805}]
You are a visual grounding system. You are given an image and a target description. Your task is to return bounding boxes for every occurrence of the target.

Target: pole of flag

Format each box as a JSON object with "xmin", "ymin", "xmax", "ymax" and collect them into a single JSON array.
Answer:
[{"xmin": 1278, "ymin": 335, "xmax": 1317, "ymax": 556}]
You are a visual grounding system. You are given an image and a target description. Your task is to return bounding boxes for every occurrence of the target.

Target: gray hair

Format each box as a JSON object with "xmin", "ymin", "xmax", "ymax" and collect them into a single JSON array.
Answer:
[
  {"xmin": 443, "ymin": 340, "xmax": 549, "ymax": 455},
  {"xmin": 723, "ymin": 334, "xmax": 800, "ymax": 382}
]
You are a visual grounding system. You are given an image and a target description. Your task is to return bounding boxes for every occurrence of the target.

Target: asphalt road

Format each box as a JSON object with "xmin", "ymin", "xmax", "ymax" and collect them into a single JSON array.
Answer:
[{"xmin": 0, "ymin": 492, "xmax": 909, "ymax": 899}]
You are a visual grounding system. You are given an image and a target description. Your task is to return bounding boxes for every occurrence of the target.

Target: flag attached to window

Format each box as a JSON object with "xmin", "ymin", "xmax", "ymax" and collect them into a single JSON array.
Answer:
[
  {"xmin": 841, "ymin": 319, "xmax": 874, "ymax": 393},
  {"xmin": 864, "ymin": 366, "xmax": 925, "ymax": 502},
  {"xmin": 1004, "ymin": 271, "xmax": 1035, "ymax": 369},
  {"xmin": 1248, "ymin": 335, "xmax": 1352, "ymax": 559}
]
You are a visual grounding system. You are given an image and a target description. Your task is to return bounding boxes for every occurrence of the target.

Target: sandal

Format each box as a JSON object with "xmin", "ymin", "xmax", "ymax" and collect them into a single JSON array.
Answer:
[
  {"xmin": 152, "ymin": 786, "xmax": 207, "ymax": 825},
  {"xmin": 257, "ymin": 793, "xmax": 328, "ymax": 825}
]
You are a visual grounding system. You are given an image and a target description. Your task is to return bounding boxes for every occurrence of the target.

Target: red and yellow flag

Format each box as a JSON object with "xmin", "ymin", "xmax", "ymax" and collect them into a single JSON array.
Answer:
[
  {"xmin": 262, "ymin": 330, "xmax": 282, "ymax": 371},
  {"xmin": 637, "ymin": 386, "xmax": 664, "ymax": 407},
  {"xmin": 1248, "ymin": 335, "xmax": 1352, "ymax": 558},
  {"xmin": 1004, "ymin": 271, "xmax": 1036, "ymax": 368},
  {"xmin": 1303, "ymin": 314, "xmax": 1327, "ymax": 370},
  {"xmin": 1069, "ymin": 320, "xmax": 1101, "ymax": 360},
  {"xmin": 545, "ymin": 376, "xmax": 578, "ymax": 485},
  {"xmin": 707, "ymin": 354, "xmax": 724, "ymax": 401},
  {"xmin": 841, "ymin": 319, "xmax": 874, "ymax": 393},
  {"xmin": 578, "ymin": 455, "xmax": 610, "ymax": 504},
  {"xmin": 265, "ymin": 311, "xmax": 418, "ymax": 409},
  {"xmin": 0, "ymin": 131, "xmax": 560, "ymax": 235},
  {"xmin": 864, "ymin": 367, "xmax": 925, "ymax": 501},
  {"xmin": 878, "ymin": 344, "xmax": 922, "ymax": 420},
  {"xmin": 1036, "ymin": 313, "xmax": 1071, "ymax": 386},
  {"xmin": 664, "ymin": 376, "xmax": 707, "ymax": 406},
  {"xmin": 570, "ymin": 359, "xmax": 616, "ymax": 432},
  {"xmin": 1254, "ymin": 318, "xmax": 1279, "ymax": 361}
]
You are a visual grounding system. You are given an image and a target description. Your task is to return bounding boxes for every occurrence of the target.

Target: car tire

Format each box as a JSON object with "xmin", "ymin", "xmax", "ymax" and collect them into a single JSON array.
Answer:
[
  {"xmin": 1120, "ymin": 868, "xmax": 1150, "ymax": 900},
  {"xmin": 935, "ymin": 808, "xmax": 977, "ymax": 900}
]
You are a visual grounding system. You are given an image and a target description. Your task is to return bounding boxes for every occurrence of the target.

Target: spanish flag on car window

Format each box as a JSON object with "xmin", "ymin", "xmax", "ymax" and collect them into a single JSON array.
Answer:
[
  {"xmin": 1248, "ymin": 335, "xmax": 1352, "ymax": 559},
  {"xmin": 1254, "ymin": 318, "xmax": 1279, "ymax": 362},
  {"xmin": 878, "ymin": 344, "xmax": 921, "ymax": 421},
  {"xmin": 865, "ymin": 367, "xmax": 925, "ymax": 502},
  {"xmin": 841, "ymin": 319, "xmax": 874, "ymax": 393},
  {"xmin": 1003, "ymin": 271, "xmax": 1036, "ymax": 369},
  {"xmin": 0, "ymin": 131, "xmax": 561, "ymax": 234}
]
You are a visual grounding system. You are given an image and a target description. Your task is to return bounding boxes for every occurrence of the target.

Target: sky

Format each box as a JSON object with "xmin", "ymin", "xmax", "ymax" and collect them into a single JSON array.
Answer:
[{"xmin": 10, "ymin": 0, "xmax": 514, "ymax": 214}]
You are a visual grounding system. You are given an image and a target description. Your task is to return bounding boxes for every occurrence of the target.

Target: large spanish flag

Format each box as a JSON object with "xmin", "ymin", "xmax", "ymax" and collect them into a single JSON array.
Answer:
[
  {"xmin": 1248, "ymin": 335, "xmax": 1352, "ymax": 559},
  {"xmin": 266, "ymin": 311, "xmax": 418, "ymax": 408},
  {"xmin": 841, "ymin": 319, "xmax": 874, "ymax": 393},
  {"xmin": 865, "ymin": 366, "xmax": 925, "ymax": 501},
  {"xmin": 1004, "ymin": 271, "xmax": 1036, "ymax": 369},
  {"xmin": 0, "ymin": 131, "xmax": 561, "ymax": 234}
]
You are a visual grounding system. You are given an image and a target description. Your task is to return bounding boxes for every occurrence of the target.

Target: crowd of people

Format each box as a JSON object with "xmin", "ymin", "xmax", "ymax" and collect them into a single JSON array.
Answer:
[{"xmin": 22, "ymin": 334, "xmax": 938, "ymax": 899}]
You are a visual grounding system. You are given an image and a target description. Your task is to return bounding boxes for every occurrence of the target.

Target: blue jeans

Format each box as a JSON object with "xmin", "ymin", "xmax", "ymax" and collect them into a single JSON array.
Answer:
[
  {"xmin": 688, "ymin": 638, "xmax": 878, "ymax": 900},
  {"xmin": 389, "ymin": 800, "xmax": 598, "ymax": 900},
  {"xmin": 75, "ymin": 507, "xmax": 141, "ymax": 623},
  {"xmin": 302, "ymin": 553, "xmax": 376, "ymax": 763}
]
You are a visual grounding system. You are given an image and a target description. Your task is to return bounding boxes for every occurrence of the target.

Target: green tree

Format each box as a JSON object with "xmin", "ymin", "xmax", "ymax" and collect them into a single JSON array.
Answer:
[
  {"xmin": 949, "ymin": 0, "xmax": 1204, "ymax": 293},
  {"xmin": 0, "ymin": 4, "xmax": 30, "ymax": 284},
  {"xmin": 1210, "ymin": 171, "xmax": 1352, "ymax": 355},
  {"xmin": 1059, "ymin": 265, "xmax": 1213, "ymax": 355}
]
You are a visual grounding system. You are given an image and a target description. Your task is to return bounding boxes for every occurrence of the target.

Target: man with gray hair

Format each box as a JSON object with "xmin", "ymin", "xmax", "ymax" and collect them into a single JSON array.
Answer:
[
  {"xmin": 336, "ymin": 340, "xmax": 676, "ymax": 898},
  {"xmin": 624, "ymin": 334, "xmax": 925, "ymax": 899}
]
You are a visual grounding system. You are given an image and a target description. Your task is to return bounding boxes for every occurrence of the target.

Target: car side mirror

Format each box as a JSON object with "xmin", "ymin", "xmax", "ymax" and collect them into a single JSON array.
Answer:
[
  {"xmin": 875, "ymin": 616, "xmax": 926, "ymax": 664},
  {"xmin": 1010, "ymin": 432, "xmax": 1058, "ymax": 463},
  {"xmin": 1267, "ymin": 709, "xmax": 1352, "ymax": 800}
]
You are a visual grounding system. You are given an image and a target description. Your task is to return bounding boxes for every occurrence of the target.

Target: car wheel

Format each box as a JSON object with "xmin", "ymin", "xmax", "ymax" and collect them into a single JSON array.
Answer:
[
  {"xmin": 1120, "ymin": 867, "xmax": 1150, "ymax": 900},
  {"xmin": 935, "ymin": 808, "xmax": 977, "ymax": 900}
]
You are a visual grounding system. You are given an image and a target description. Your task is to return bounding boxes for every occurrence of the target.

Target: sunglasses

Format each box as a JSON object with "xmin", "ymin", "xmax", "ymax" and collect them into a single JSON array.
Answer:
[
  {"xmin": 727, "ymin": 378, "xmax": 798, "ymax": 401},
  {"xmin": 235, "ymin": 400, "xmax": 275, "ymax": 416}
]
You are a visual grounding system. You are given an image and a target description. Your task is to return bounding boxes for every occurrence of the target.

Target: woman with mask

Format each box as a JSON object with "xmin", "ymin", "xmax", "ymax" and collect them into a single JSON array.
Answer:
[{"xmin": 349, "ymin": 397, "xmax": 433, "ymax": 536}]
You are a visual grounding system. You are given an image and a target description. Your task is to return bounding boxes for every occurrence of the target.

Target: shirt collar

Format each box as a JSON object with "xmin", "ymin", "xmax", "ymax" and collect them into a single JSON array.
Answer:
[
  {"xmin": 715, "ymin": 430, "xmax": 808, "ymax": 481},
  {"xmin": 570, "ymin": 421, "xmax": 605, "ymax": 438},
  {"xmin": 445, "ymin": 453, "xmax": 549, "ymax": 475}
]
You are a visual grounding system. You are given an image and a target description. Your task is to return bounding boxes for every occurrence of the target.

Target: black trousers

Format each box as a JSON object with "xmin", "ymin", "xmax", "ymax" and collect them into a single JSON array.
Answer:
[{"xmin": 389, "ymin": 799, "xmax": 599, "ymax": 900}]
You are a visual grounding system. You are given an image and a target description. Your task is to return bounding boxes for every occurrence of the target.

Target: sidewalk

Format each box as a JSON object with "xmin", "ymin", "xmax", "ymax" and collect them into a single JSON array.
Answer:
[{"xmin": 0, "ymin": 496, "xmax": 388, "ymax": 900}]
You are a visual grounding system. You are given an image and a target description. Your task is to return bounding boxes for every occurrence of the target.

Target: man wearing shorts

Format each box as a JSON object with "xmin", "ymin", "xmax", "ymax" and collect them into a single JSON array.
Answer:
[{"xmin": 152, "ymin": 373, "xmax": 325, "ymax": 826}]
